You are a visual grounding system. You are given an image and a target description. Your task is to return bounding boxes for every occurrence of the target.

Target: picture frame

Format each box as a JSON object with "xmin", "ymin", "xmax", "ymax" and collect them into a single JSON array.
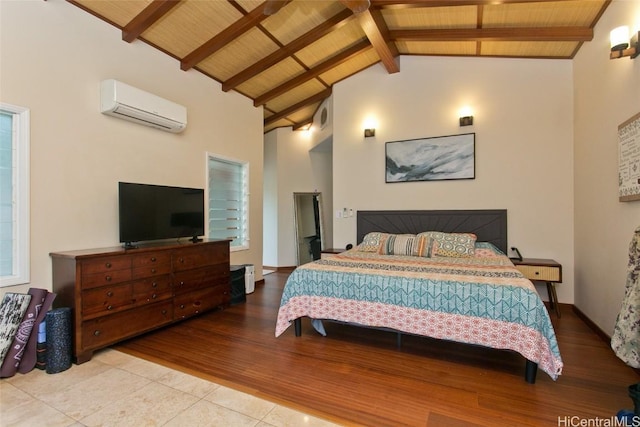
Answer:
[
  {"xmin": 618, "ymin": 112, "xmax": 640, "ymax": 202},
  {"xmin": 385, "ymin": 133, "xmax": 475, "ymax": 183}
]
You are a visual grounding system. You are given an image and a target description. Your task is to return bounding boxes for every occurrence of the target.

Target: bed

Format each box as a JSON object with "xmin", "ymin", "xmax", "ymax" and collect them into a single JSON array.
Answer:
[{"xmin": 275, "ymin": 210, "xmax": 563, "ymax": 383}]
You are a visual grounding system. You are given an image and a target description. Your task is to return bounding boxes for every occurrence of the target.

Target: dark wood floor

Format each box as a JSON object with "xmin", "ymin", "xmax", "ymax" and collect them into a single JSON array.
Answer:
[{"xmin": 116, "ymin": 271, "xmax": 639, "ymax": 427}]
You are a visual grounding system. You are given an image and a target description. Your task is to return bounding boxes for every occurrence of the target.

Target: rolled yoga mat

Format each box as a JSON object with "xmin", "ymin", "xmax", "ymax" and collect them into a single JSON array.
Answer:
[
  {"xmin": 45, "ymin": 307, "xmax": 72, "ymax": 374},
  {"xmin": 17, "ymin": 291, "xmax": 56, "ymax": 374}
]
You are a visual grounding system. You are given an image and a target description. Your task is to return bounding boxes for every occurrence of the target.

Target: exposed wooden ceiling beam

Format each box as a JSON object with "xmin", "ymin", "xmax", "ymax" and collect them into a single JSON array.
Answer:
[
  {"xmin": 255, "ymin": 41, "xmax": 372, "ymax": 107},
  {"xmin": 263, "ymin": 0, "xmax": 291, "ymax": 15},
  {"xmin": 390, "ymin": 27, "xmax": 594, "ymax": 42},
  {"xmin": 122, "ymin": 0, "xmax": 180, "ymax": 43},
  {"xmin": 222, "ymin": 9, "xmax": 355, "ymax": 92},
  {"xmin": 357, "ymin": 8, "xmax": 399, "ymax": 73},
  {"xmin": 180, "ymin": 2, "xmax": 270, "ymax": 71},
  {"xmin": 371, "ymin": 0, "xmax": 578, "ymax": 8},
  {"xmin": 264, "ymin": 88, "xmax": 332, "ymax": 127},
  {"xmin": 340, "ymin": 0, "xmax": 371, "ymax": 13}
]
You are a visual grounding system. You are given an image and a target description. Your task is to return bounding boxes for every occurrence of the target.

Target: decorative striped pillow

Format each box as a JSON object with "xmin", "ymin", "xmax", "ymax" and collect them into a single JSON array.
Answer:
[{"xmin": 379, "ymin": 234, "xmax": 418, "ymax": 256}]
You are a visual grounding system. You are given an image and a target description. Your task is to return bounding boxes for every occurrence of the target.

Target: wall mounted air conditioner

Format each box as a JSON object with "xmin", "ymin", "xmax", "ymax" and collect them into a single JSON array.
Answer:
[{"xmin": 100, "ymin": 79, "xmax": 187, "ymax": 133}]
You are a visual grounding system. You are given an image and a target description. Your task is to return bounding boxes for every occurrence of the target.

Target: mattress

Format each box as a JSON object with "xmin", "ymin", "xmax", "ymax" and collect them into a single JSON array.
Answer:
[{"xmin": 275, "ymin": 243, "xmax": 563, "ymax": 380}]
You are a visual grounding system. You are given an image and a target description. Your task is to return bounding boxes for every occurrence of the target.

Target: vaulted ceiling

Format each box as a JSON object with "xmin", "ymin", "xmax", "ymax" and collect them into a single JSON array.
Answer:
[{"xmin": 69, "ymin": 0, "xmax": 610, "ymax": 133}]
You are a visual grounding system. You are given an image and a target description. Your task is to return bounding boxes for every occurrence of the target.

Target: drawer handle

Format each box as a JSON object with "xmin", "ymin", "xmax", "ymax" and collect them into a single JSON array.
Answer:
[
  {"xmin": 105, "ymin": 262, "xmax": 111, "ymax": 268},
  {"xmin": 162, "ymin": 310, "xmax": 167, "ymax": 315},
  {"xmin": 106, "ymin": 291, "xmax": 113, "ymax": 297},
  {"xmin": 107, "ymin": 305, "xmax": 113, "ymax": 310},
  {"xmin": 151, "ymin": 268, "xmax": 156, "ymax": 274},
  {"xmin": 180, "ymin": 304, "xmax": 185, "ymax": 309},
  {"xmin": 535, "ymin": 272, "xmax": 540, "ymax": 276},
  {"xmin": 180, "ymin": 281, "xmax": 184, "ymax": 286},
  {"xmin": 105, "ymin": 275, "xmax": 112, "ymax": 282},
  {"xmin": 152, "ymin": 282, "xmax": 158, "ymax": 288},
  {"xmin": 94, "ymin": 330, "xmax": 101, "ymax": 336},
  {"xmin": 151, "ymin": 257, "xmax": 156, "ymax": 262},
  {"xmin": 152, "ymin": 294, "xmax": 157, "ymax": 299}
]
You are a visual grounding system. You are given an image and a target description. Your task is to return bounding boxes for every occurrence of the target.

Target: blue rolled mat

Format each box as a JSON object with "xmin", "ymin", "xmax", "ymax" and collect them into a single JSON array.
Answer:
[{"xmin": 45, "ymin": 307, "xmax": 72, "ymax": 374}]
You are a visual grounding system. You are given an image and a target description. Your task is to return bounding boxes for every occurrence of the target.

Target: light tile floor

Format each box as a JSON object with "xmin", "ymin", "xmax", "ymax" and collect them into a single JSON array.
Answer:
[{"xmin": 0, "ymin": 349, "xmax": 343, "ymax": 427}]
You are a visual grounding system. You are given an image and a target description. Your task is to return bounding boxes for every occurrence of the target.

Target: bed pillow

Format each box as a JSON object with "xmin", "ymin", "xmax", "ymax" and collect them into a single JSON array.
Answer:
[
  {"xmin": 473, "ymin": 241, "xmax": 504, "ymax": 257},
  {"xmin": 417, "ymin": 231, "xmax": 477, "ymax": 258},
  {"xmin": 378, "ymin": 234, "xmax": 418, "ymax": 256},
  {"xmin": 359, "ymin": 232, "xmax": 389, "ymax": 252},
  {"xmin": 412, "ymin": 235, "xmax": 431, "ymax": 257}
]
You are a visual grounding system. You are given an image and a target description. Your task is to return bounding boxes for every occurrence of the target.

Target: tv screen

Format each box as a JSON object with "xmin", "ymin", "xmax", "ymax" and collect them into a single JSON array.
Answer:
[{"xmin": 119, "ymin": 182, "xmax": 205, "ymax": 246}]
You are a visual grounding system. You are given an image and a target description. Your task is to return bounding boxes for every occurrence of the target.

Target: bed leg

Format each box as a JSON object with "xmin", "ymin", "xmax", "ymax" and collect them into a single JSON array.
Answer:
[
  {"xmin": 397, "ymin": 333, "xmax": 402, "ymax": 348},
  {"xmin": 294, "ymin": 318, "xmax": 301, "ymax": 337},
  {"xmin": 525, "ymin": 360, "xmax": 538, "ymax": 384}
]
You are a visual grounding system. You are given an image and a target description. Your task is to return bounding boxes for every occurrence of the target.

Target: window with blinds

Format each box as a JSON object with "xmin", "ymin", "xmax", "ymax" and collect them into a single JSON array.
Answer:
[
  {"xmin": 0, "ymin": 104, "xmax": 29, "ymax": 287},
  {"xmin": 207, "ymin": 155, "xmax": 249, "ymax": 250}
]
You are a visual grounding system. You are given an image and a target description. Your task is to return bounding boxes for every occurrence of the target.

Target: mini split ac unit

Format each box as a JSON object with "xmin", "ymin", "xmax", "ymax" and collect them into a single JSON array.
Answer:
[{"xmin": 100, "ymin": 79, "xmax": 187, "ymax": 133}]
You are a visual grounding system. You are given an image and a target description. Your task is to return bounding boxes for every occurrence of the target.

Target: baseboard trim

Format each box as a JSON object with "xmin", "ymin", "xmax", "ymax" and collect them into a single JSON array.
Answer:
[
  {"xmin": 572, "ymin": 304, "xmax": 640, "ymax": 377},
  {"xmin": 572, "ymin": 304, "xmax": 611, "ymax": 344},
  {"xmin": 262, "ymin": 266, "xmax": 296, "ymax": 273}
]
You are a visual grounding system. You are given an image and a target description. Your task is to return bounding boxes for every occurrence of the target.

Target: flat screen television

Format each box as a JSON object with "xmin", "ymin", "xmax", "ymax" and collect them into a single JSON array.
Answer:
[{"xmin": 118, "ymin": 182, "xmax": 205, "ymax": 248}]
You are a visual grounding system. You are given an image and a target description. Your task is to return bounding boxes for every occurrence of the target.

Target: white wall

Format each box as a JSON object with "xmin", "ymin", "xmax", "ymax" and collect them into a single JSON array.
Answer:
[
  {"xmin": 0, "ymin": 0, "xmax": 264, "ymax": 297},
  {"xmin": 262, "ymin": 126, "xmax": 332, "ymax": 267},
  {"xmin": 573, "ymin": 0, "xmax": 640, "ymax": 334},
  {"xmin": 263, "ymin": 131, "xmax": 279, "ymax": 267},
  {"xmin": 332, "ymin": 55, "xmax": 575, "ymax": 303}
]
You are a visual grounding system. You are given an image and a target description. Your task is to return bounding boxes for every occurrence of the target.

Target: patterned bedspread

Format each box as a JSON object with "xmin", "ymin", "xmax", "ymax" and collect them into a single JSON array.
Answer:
[{"xmin": 275, "ymin": 245, "xmax": 563, "ymax": 380}]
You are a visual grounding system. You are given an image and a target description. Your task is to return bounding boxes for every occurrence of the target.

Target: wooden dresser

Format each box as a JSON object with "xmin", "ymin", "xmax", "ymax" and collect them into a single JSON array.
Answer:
[{"xmin": 50, "ymin": 239, "xmax": 230, "ymax": 363}]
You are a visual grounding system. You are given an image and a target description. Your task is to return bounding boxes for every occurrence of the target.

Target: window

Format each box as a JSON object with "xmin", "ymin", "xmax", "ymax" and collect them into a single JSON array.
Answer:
[
  {"xmin": 0, "ymin": 103, "xmax": 30, "ymax": 287},
  {"xmin": 207, "ymin": 154, "xmax": 249, "ymax": 251}
]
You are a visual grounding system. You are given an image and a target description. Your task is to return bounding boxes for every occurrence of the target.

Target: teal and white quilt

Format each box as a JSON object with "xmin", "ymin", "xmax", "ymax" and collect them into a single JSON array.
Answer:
[{"xmin": 275, "ymin": 245, "xmax": 563, "ymax": 380}]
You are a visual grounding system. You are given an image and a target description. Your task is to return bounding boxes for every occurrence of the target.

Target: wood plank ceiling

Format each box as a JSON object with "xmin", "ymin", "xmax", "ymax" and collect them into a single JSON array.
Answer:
[{"xmin": 69, "ymin": 0, "xmax": 610, "ymax": 133}]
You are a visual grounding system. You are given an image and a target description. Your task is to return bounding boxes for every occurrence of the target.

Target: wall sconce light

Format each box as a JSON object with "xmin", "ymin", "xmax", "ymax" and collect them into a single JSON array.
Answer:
[
  {"xmin": 363, "ymin": 117, "xmax": 377, "ymax": 138},
  {"xmin": 459, "ymin": 116, "xmax": 473, "ymax": 127},
  {"xmin": 458, "ymin": 106, "xmax": 473, "ymax": 127},
  {"xmin": 610, "ymin": 26, "xmax": 639, "ymax": 60}
]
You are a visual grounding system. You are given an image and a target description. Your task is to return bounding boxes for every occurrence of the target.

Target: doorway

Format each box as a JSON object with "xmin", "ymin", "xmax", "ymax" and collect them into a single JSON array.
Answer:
[{"xmin": 293, "ymin": 192, "xmax": 324, "ymax": 266}]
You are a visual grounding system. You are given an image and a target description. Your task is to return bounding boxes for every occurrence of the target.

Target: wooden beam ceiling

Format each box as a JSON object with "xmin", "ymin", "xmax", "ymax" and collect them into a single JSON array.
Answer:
[
  {"xmin": 265, "ymin": 87, "xmax": 332, "ymax": 127},
  {"xmin": 390, "ymin": 27, "xmax": 594, "ymax": 42},
  {"xmin": 180, "ymin": 3, "xmax": 271, "ymax": 71},
  {"xmin": 72, "ymin": 0, "xmax": 609, "ymax": 132},
  {"xmin": 122, "ymin": 0, "xmax": 180, "ymax": 43},
  {"xmin": 222, "ymin": 8, "xmax": 356, "ymax": 92},
  {"xmin": 357, "ymin": 8, "xmax": 399, "ymax": 74}
]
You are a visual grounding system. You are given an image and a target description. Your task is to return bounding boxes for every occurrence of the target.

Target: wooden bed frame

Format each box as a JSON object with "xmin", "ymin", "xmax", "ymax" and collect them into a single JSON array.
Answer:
[{"xmin": 293, "ymin": 209, "xmax": 540, "ymax": 383}]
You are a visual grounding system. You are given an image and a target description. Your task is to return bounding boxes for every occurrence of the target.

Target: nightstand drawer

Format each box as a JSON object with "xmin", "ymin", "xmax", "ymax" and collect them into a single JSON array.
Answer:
[{"xmin": 515, "ymin": 265, "xmax": 561, "ymax": 282}]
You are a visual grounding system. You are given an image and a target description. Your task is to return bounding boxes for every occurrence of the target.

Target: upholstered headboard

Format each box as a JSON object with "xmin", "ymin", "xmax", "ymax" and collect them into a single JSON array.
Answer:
[{"xmin": 356, "ymin": 210, "xmax": 508, "ymax": 253}]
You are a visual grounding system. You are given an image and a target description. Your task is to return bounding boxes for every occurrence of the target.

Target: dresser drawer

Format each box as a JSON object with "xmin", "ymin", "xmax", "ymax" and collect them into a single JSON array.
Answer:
[
  {"xmin": 173, "ymin": 264, "xmax": 229, "ymax": 294},
  {"xmin": 132, "ymin": 262, "xmax": 172, "ymax": 279},
  {"xmin": 82, "ymin": 256, "xmax": 132, "ymax": 275},
  {"xmin": 132, "ymin": 275, "xmax": 172, "ymax": 304},
  {"xmin": 81, "ymin": 268, "xmax": 132, "ymax": 289},
  {"xmin": 172, "ymin": 244, "xmax": 229, "ymax": 271},
  {"xmin": 515, "ymin": 265, "xmax": 561, "ymax": 282},
  {"xmin": 82, "ymin": 301, "xmax": 173, "ymax": 350},
  {"xmin": 132, "ymin": 252, "xmax": 171, "ymax": 268},
  {"xmin": 82, "ymin": 283, "xmax": 133, "ymax": 317},
  {"xmin": 173, "ymin": 287, "xmax": 227, "ymax": 320}
]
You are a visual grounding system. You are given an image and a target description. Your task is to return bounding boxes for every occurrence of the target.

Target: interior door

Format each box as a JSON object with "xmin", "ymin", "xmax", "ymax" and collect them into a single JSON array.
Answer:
[{"xmin": 293, "ymin": 193, "xmax": 324, "ymax": 266}]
